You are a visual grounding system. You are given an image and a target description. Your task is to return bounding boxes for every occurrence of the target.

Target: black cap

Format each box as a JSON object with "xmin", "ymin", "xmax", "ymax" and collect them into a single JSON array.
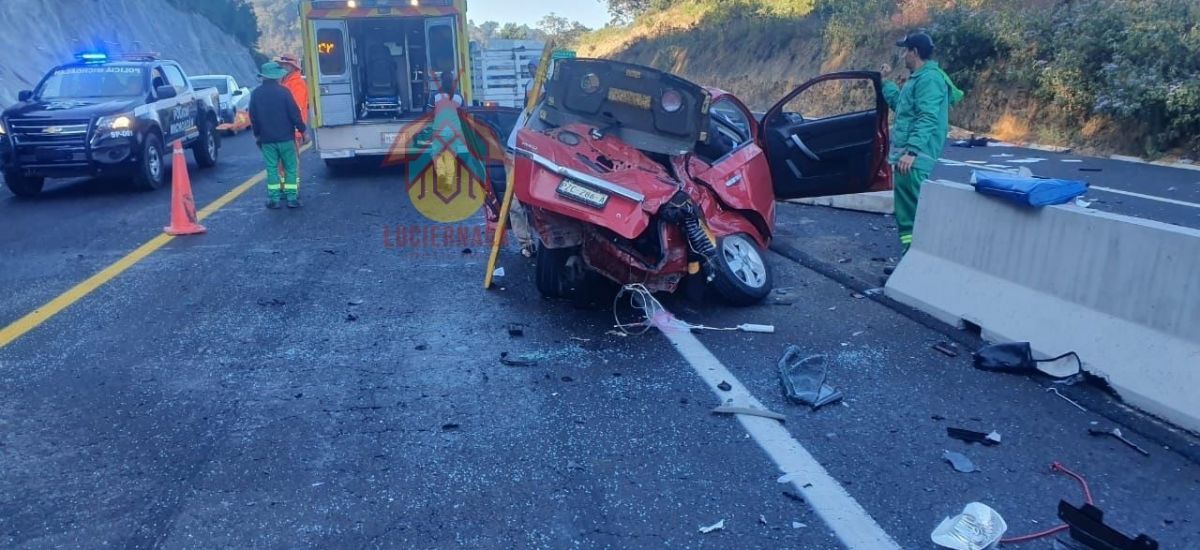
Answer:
[{"xmin": 896, "ymin": 32, "xmax": 935, "ymax": 59}]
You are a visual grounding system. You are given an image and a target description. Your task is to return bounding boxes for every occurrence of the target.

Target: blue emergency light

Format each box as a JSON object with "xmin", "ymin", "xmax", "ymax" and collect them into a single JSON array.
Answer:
[{"xmin": 76, "ymin": 52, "xmax": 109, "ymax": 64}]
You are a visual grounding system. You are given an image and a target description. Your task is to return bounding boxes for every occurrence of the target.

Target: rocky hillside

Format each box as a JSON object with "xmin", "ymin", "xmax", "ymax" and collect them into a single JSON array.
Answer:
[
  {"xmin": 580, "ymin": 0, "xmax": 1200, "ymax": 158},
  {"xmin": 250, "ymin": 0, "xmax": 301, "ymax": 59},
  {"xmin": 0, "ymin": 0, "xmax": 260, "ymax": 107}
]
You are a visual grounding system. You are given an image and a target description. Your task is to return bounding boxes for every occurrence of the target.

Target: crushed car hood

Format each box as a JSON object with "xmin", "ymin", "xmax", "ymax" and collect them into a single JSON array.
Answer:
[{"xmin": 513, "ymin": 123, "xmax": 685, "ymax": 240}]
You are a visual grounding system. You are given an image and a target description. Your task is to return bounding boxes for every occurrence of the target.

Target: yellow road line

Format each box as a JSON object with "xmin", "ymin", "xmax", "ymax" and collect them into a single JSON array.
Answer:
[{"xmin": 0, "ymin": 144, "xmax": 310, "ymax": 349}]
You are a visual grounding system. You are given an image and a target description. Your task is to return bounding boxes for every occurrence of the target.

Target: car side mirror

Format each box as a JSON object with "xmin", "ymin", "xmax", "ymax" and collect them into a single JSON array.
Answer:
[
  {"xmin": 18, "ymin": 90, "xmax": 33, "ymax": 102},
  {"xmin": 233, "ymin": 89, "xmax": 244, "ymax": 96},
  {"xmin": 156, "ymin": 85, "xmax": 178, "ymax": 99}
]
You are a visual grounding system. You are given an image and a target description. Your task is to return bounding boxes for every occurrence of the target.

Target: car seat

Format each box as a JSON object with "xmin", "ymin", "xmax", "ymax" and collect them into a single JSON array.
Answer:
[{"xmin": 361, "ymin": 43, "xmax": 402, "ymax": 119}]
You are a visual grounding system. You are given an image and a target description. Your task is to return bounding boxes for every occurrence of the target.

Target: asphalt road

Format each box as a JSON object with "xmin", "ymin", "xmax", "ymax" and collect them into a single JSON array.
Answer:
[
  {"xmin": 1, "ymin": 133, "xmax": 1198, "ymax": 549},
  {"xmin": 938, "ymin": 145, "xmax": 1200, "ymax": 230}
]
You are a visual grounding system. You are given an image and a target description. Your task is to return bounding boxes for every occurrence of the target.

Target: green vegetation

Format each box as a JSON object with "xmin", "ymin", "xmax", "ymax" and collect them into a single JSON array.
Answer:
[{"xmin": 590, "ymin": 0, "xmax": 1200, "ymax": 157}]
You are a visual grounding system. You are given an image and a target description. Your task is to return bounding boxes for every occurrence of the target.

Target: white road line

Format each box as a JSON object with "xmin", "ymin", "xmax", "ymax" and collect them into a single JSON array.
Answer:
[
  {"xmin": 651, "ymin": 311, "xmax": 902, "ymax": 550},
  {"xmin": 1090, "ymin": 186, "xmax": 1200, "ymax": 209}
]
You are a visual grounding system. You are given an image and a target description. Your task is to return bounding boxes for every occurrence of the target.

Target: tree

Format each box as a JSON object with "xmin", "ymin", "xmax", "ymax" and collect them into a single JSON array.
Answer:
[
  {"xmin": 536, "ymin": 13, "xmax": 591, "ymax": 46},
  {"xmin": 469, "ymin": 20, "xmax": 501, "ymax": 46},
  {"xmin": 498, "ymin": 23, "xmax": 540, "ymax": 40},
  {"xmin": 605, "ymin": 0, "xmax": 676, "ymax": 24}
]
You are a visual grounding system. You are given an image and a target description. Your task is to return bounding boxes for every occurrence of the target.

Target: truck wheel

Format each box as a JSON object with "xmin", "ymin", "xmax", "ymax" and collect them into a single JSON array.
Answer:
[
  {"xmin": 192, "ymin": 118, "xmax": 219, "ymax": 168},
  {"xmin": 133, "ymin": 133, "xmax": 166, "ymax": 191},
  {"xmin": 4, "ymin": 172, "xmax": 45, "ymax": 198},
  {"xmin": 536, "ymin": 246, "xmax": 585, "ymax": 299},
  {"xmin": 710, "ymin": 233, "xmax": 773, "ymax": 306}
]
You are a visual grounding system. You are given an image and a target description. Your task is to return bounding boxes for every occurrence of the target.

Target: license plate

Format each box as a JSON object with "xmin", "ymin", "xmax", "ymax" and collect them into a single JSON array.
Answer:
[
  {"xmin": 607, "ymin": 88, "xmax": 651, "ymax": 110},
  {"xmin": 381, "ymin": 132, "xmax": 400, "ymax": 146},
  {"xmin": 557, "ymin": 180, "xmax": 609, "ymax": 208}
]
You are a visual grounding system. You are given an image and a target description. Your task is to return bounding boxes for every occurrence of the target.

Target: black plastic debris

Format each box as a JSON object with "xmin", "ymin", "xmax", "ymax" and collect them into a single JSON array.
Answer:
[
  {"xmin": 415, "ymin": 344, "xmax": 429, "ymax": 351},
  {"xmin": 507, "ymin": 323, "xmax": 526, "ymax": 337},
  {"xmin": 1059, "ymin": 501, "xmax": 1159, "ymax": 550},
  {"xmin": 974, "ymin": 342, "xmax": 1082, "ymax": 379},
  {"xmin": 256, "ymin": 298, "xmax": 286, "ymax": 306},
  {"xmin": 441, "ymin": 423, "xmax": 460, "ymax": 432},
  {"xmin": 717, "ymin": 381, "xmax": 733, "ymax": 392},
  {"xmin": 948, "ymin": 427, "xmax": 1002, "ymax": 446},
  {"xmin": 500, "ymin": 352, "xmax": 537, "ymax": 367},
  {"xmin": 943, "ymin": 450, "xmax": 980, "ymax": 473},
  {"xmin": 778, "ymin": 348, "xmax": 843, "ymax": 410},
  {"xmin": 345, "ymin": 313, "xmax": 359, "ymax": 322}
]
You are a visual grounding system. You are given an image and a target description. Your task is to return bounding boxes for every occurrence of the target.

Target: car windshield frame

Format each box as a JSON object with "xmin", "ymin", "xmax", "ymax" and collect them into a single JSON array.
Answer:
[
  {"xmin": 36, "ymin": 66, "xmax": 148, "ymax": 101},
  {"xmin": 191, "ymin": 78, "xmax": 229, "ymax": 95},
  {"xmin": 35, "ymin": 65, "xmax": 148, "ymax": 100}
]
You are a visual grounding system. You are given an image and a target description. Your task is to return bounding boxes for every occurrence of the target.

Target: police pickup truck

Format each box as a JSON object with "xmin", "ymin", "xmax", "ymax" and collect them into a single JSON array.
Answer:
[{"xmin": 0, "ymin": 53, "xmax": 222, "ymax": 197}]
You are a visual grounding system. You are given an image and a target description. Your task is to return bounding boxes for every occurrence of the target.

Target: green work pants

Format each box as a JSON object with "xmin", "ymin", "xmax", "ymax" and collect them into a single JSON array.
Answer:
[
  {"xmin": 893, "ymin": 165, "xmax": 930, "ymax": 254},
  {"xmin": 261, "ymin": 141, "xmax": 299, "ymax": 200}
]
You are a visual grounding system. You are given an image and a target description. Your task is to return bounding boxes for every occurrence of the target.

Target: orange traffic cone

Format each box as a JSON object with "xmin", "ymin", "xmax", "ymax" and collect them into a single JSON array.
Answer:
[{"xmin": 164, "ymin": 140, "xmax": 206, "ymax": 236}]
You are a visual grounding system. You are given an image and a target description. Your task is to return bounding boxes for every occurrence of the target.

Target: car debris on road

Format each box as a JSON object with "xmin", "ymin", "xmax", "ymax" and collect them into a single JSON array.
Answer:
[
  {"xmin": 931, "ymin": 502, "xmax": 1007, "ymax": 550},
  {"xmin": 1088, "ymin": 427, "xmax": 1150, "ymax": 457},
  {"xmin": 778, "ymin": 348, "xmax": 843, "ymax": 410},
  {"xmin": 698, "ymin": 519, "xmax": 725, "ymax": 534},
  {"xmin": 947, "ymin": 427, "xmax": 1002, "ymax": 446},
  {"xmin": 942, "ymin": 450, "xmax": 980, "ymax": 473}
]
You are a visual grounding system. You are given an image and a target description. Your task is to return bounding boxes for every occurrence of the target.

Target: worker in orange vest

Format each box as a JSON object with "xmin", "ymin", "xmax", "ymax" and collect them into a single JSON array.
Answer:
[{"xmin": 275, "ymin": 55, "xmax": 309, "ymax": 195}]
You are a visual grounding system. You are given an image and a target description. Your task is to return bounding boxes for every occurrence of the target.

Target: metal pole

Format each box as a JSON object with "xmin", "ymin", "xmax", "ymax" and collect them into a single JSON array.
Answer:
[{"xmin": 483, "ymin": 43, "xmax": 554, "ymax": 289}]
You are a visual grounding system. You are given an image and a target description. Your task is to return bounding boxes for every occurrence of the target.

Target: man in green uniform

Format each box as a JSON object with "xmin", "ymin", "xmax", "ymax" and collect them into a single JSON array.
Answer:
[
  {"xmin": 881, "ymin": 32, "xmax": 963, "ymax": 257},
  {"xmin": 249, "ymin": 62, "xmax": 307, "ymax": 209}
]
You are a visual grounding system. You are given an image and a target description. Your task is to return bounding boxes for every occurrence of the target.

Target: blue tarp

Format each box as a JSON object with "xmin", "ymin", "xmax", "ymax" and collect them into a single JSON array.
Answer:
[{"xmin": 972, "ymin": 171, "xmax": 1089, "ymax": 207}]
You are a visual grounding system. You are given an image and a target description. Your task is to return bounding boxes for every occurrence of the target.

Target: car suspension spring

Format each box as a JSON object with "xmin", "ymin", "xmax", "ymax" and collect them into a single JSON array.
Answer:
[{"xmin": 684, "ymin": 217, "xmax": 717, "ymax": 259}]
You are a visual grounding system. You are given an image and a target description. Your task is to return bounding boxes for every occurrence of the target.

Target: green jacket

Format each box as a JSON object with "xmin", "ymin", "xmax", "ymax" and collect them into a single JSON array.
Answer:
[{"xmin": 882, "ymin": 61, "xmax": 963, "ymax": 173}]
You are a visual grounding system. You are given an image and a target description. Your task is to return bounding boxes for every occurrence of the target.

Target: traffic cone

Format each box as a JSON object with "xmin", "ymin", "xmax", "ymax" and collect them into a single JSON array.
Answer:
[{"xmin": 164, "ymin": 140, "xmax": 206, "ymax": 236}]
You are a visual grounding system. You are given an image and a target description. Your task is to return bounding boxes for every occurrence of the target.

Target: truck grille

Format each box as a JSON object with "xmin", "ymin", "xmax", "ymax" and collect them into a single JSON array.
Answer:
[{"xmin": 9, "ymin": 119, "xmax": 91, "ymax": 146}]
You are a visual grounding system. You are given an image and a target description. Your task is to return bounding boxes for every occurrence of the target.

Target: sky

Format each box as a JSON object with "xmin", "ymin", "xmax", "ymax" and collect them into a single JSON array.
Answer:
[{"xmin": 468, "ymin": 0, "xmax": 610, "ymax": 29}]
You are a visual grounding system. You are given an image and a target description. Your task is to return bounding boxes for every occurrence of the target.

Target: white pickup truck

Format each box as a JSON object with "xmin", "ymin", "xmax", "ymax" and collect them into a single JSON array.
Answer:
[{"xmin": 189, "ymin": 74, "xmax": 249, "ymax": 127}]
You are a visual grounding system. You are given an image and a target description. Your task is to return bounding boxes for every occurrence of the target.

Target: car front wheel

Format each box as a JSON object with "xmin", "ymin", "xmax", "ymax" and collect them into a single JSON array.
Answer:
[
  {"xmin": 710, "ymin": 233, "xmax": 773, "ymax": 306},
  {"xmin": 3, "ymin": 172, "xmax": 45, "ymax": 198},
  {"xmin": 536, "ymin": 246, "xmax": 585, "ymax": 299},
  {"xmin": 132, "ymin": 132, "xmax": 166, "ymax": 191}
]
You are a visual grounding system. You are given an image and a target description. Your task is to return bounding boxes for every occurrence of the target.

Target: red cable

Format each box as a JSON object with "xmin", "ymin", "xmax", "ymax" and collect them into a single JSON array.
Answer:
[{"xmin": 1000, "ymin": 462, "xmax": 1093, "ymax": 544}]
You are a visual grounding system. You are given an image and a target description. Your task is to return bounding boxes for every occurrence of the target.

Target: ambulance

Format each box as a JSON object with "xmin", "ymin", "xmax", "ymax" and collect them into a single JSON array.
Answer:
[{"xmin": 299, "ymin": 0, "xmax": 480, "ymax": 167}]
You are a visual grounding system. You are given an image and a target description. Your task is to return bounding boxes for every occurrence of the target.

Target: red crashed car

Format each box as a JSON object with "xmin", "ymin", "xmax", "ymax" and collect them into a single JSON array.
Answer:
[{"xmin": 510, "ymin": 58, "xmax": 891, "ymax": 305}]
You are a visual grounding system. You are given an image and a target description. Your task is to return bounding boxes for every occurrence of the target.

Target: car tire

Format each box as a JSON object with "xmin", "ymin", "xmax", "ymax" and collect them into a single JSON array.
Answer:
[
  {"xmin": 536, "ymin": 245, "xmax": 585, "ymax": 299},
  {"xmin": 3, "ymin": 172, "xmax": 45, "ymax": 198},
  {"xmin": 132, "ymin": 132, "xmax": 166, "ymax": 191},
  {"xmin": 710, "ymin": 233, "xmax": 773, "ymax": 306},
  {"xmin": 192, "ymin": 117, "xmax": 219, "ymax": 169}
]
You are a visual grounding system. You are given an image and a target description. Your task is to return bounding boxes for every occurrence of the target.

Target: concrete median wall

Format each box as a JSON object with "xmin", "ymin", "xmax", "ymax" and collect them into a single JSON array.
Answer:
[{"xmin": 886, "ymin": 180, "xmax": 1200, "ymax": 433}]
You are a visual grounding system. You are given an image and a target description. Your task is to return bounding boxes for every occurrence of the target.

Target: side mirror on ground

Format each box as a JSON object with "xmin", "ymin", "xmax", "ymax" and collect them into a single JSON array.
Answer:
[
  {"xmin": 18, "ymin": 90, "xmax": 33, "ymax": 102},
  {"xmin": 156, "ymin": 85, "xmax": 178, "ymax": 99}
]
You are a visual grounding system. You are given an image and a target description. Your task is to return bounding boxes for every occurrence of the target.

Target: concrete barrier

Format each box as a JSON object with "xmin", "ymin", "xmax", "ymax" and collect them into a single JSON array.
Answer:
[
  {"xmin": 886, "ymin": 180, "xmax": 1200, "ymax": 433},
  {"xmin": 788, "ymin": 191, "xmax": 894, "ymax": 214}
]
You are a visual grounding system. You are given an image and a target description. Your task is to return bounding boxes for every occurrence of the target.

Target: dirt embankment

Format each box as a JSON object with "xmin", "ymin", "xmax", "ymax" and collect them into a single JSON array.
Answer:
[
  {"xmin": 0, "ymin": 0, "xmax": 260, "ymax": 107},
  {"xmin": 578, "ymin": 1, "xmax": 1200, "ymax": 159}
]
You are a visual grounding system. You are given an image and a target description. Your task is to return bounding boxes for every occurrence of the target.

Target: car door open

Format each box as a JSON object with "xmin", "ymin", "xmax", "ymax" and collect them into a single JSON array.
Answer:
[{"xmin": 760, "ymin": 71, "xmax": 891, "ymax": 200}]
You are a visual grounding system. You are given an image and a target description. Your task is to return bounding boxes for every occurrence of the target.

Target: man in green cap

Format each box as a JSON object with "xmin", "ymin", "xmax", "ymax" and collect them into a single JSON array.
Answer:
[
  {"xmin": 881, "ymin": 31, "xmax": 963, "ymax": 259},
  {"xmin": 249, "ymin": 61, "xmax": 307, "ymax": 209}
]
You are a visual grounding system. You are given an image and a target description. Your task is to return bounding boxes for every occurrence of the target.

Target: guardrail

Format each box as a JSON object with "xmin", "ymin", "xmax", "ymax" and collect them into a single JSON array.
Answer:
[{"xmin": 886, "ymin": 180, "xmax": 1200, "ymax": 434}]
